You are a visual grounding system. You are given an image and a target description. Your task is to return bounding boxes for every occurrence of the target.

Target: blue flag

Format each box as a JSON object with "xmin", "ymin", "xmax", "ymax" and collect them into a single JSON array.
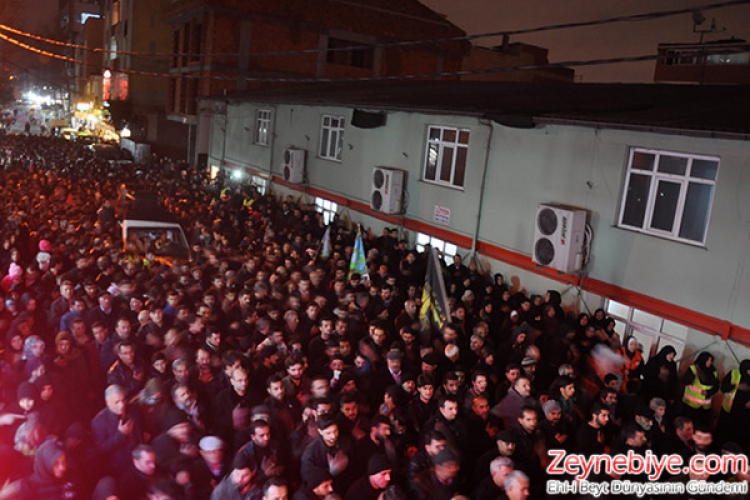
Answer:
[
  {"xmin": 349, "ymin": 226, "xmax": 367, "ymax": 279},
  {"xmin": 321, "ymin": 226, "xmax": 332, "ymax": 260}
]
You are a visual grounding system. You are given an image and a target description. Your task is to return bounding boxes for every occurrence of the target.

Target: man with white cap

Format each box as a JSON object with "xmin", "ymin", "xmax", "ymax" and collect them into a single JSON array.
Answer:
[{"xmin": 191, "ymin": 435, "xmax": 228, "ymax": 499}]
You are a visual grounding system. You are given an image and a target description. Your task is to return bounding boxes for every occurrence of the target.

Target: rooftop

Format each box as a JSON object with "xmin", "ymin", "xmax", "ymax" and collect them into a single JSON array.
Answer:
[{"xmin": 219, "ymin": 81, "xmax": 750, "ymax": 139}]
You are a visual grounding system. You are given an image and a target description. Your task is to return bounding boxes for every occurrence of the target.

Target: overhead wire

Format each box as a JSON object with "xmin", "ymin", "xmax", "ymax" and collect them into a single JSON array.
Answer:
[
  {"xmin": 0, "ymin": 0, "xmax": 748, "ymax": 60},
  {"xmin": 3, "ymin": 25, "xmax": 749, "ymax": 83}
]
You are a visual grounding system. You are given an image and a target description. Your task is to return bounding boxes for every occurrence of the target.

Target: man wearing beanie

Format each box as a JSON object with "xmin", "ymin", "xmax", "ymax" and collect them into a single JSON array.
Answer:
[
  {"xmin": 538, "ymin": 399, "xmax": 571, "ymax": 451},
  {"xmin": 473, "ymin": 430, "xmax": 517, "ymax": 485},
  {"xmin": 292, "ymin": 467, "xmax": 334, "ymax": 500},
  {"xmin": 151, "ymin": 409, "xmax": 197, "ymax": 474},
  {"xmin": 411, "ymin": 447, "xmax": 462, "ymax": 500},
  {"xmin": 211, "ymin": 454, "xmax": 262, "ymax": 500},
  {"xmin": 344, "ymin": 453, "xmax": 392, "ymax": 500}
]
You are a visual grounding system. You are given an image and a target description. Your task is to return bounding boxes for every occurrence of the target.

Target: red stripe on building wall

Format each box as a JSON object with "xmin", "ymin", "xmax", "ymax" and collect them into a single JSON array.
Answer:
[{"xmin": 253, "ymin": 170, "xmax": 750, "ymax": 345}]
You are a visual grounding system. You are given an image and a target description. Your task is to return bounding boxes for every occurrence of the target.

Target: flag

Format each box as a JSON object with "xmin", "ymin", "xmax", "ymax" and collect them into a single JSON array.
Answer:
[
  {"xmin": 321, "ymin": 226, "xmax": 332, "ymax": 260},
  {"xmin": 420, "ymin": 247, "xmax": 450, "ymax": 332},
  {"xmin": 349, "ymin": 225, "xmax": 368, "ymax": 279}
]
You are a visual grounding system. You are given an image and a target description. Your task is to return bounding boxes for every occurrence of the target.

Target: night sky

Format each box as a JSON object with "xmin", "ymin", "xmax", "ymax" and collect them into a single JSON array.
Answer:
[
  {"xmin": 3, "ymin": 0, "xmax": 750, "ymax": 85},
  {"xmin": 421, "ymin": 0, "xmax": 750, "ymax": 82}
]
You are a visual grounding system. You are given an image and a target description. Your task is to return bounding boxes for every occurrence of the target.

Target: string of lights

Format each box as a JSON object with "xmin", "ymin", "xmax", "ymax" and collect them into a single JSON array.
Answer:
[
  {"xmin": 0, "ymin": 32, "xmax": 80, "ymax": 64},
  {"xmin": 0, "ymin": 0, "xmax": 747, "ymax": 60},
  {"xmin": 2, "ymin": 21, "xmax": 749, "ymax": 85}
]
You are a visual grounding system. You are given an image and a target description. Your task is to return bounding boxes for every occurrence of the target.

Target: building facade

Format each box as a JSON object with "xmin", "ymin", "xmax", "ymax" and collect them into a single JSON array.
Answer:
[
  {"xmin": 100, "ymin": 0, "xmax": 171, "ymax": 145},
  {"xmin": 654, "ymin": 39, "xmax": 750, "ymax": 84},
  {"xmin": 203, "ymin": 81, "xmax": 750, "ymax": 374},
  {"xmin": 162, "ymin": 0, "xmax": 470, "ymax": 166}
]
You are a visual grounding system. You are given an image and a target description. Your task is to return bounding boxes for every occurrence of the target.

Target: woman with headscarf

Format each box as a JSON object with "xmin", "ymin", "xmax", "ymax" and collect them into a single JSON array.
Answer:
[
  {"xmin": 50, "ymin": 331, "xmax": 89, "ymax": 423},
  {"xmin": 641, "ymin": 345, "xmax": 679, "ymax": 405},
  {"xmin": 590, "ymin": 308, "xmax": 608, "ymax": 330},
  {"xmin": 0, "ymin": 382, "xmax": 40, "ymax": 485},
  {"xmin": 1, "ymin": 261, "xmax": 23, "ymax": 294},
  {"xmin": 92, "ymin": 476, "xmax": 119, "ymax": 500},
  {"xmin": 5, "ymin": 330, "xmax": 24, "ymax": 367},
  {"xmin": 618, "ymin": 336, "xmax": 644, "ymax": 383},
  {"xmin": 18, "ymin": 335, "xmax": 46, "ymax": 383},
  {"xmin": 681, "ymin": 352, "xmax": 720, "ymax": 426},
  {"xmin": 13, "ymin": 439, "xmax": 77, "ymax": 500},
  {"xmin": 716, "ymin": 359, "xmax": 750, "ymax": 447}
]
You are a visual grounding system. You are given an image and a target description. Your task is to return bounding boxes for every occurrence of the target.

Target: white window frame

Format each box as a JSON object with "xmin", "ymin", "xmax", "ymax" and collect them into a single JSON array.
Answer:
[
  {"xmin": 415, "ymin": 232, "xmax": 457, "ymax": 266},
  {"xmin": 423, "ymin": 125, "xmax": 469, "ymax": 189},
  {"xmin": 618, "ymin": 147, "xmax": 719, "ymax": 245},
  {"xmin": 319, "ymin": 115, "xmax": 344, "ymax": 161},
  {"xmin": 251, "ymin": 175, "xmax": 267, "ymax": 195},
  {"xmin": 255, "ymin": 109, "xmax": 271, "ymax": 146},
  {"xmin": 605, "ymin": 299, "xmax": 688, "ymax": 363},
  {"xmin": 315, "ymin": 197, "xmax": 338, "ymax": 225}
]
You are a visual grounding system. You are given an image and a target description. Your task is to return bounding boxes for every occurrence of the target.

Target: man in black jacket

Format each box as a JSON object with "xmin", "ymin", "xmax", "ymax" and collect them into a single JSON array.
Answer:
[
  {"xmin": 91, "ymin": 384, "xmax": 144, "ymax": 475},
  {"xmin": 300, "ymin": 416, "xmax": 351, "ymax": 493}
]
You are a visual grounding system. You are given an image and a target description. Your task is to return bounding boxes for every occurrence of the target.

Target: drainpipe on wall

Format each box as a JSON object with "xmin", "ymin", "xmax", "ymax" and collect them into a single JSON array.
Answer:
[
  {"xmin": 220, "ymin": 101, "xmax": 228, "ymax": 178},
  {"xmin": 470, "ymin": 119, "xmax": 494, "ymax": 260},
  {"xmin": 268, "ymin": 105, "xmax": 279, "ymax": 190}
]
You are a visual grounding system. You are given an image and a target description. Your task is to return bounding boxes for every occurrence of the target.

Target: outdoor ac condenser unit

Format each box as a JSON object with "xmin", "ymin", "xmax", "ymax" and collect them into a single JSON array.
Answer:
[
  {"xmin": 282, "ymin": 148, "xmax": 305, "ymax": 184},
  {"xmin": 532, "ymin": 203, "xmax": 587, "ymax": 274},
  {"xmin": 371, "ymin": 167, "xmax": 404, "ymax": 214}
]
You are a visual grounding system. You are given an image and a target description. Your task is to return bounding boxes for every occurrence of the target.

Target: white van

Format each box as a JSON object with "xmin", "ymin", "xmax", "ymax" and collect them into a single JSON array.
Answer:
[{"xmin": 122, "ymin": 192, "xmax": 191, "ymax": 263}]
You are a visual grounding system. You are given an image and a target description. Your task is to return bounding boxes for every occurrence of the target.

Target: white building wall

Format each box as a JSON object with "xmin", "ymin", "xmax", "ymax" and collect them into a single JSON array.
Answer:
[
  {"xmin": 217, "ymin": 103, "xmax": 491, "ymax": 239},
  {"xmin": 481, "ymin": 122, "xmax": 750, "ymax": 330},
  {"xmin": 208, "ymin": 99, "xmax": 750, "ymax": 339}
]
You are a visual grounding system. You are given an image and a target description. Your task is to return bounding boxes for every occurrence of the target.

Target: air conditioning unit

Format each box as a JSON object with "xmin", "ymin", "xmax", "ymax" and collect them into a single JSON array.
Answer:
[
  {"xmin": 282, "ymin": 148, "xmax": 305, "ymax": 184},
  {"xmin": 371, "ymin": 167, "xmax": 404, "ymax": 214},
  {"xmin": 532, "ymin": 204, "xmax": 587, "ymax": 274}
]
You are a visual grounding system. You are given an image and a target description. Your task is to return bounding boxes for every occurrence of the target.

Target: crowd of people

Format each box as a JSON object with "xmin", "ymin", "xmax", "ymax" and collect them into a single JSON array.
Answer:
[{"xmin": 0, "ymin": 134, "xmax": 748, "ymax": 500}]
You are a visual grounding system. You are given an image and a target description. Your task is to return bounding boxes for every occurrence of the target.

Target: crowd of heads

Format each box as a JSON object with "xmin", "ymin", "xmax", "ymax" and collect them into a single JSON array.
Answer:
[{"xmin": 0, "ymin": 134, "xmax": 748, "ymax": 500}]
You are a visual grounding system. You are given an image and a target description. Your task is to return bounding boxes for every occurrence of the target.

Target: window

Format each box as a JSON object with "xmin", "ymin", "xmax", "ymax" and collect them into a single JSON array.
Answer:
[
  {"xmin": 251, "ymin": 175, "xmax": 267, "ymax": 195},
  {"xmin": 664, "ymin": 49, "xmax": 700, "ymax": 66},
  {"xmin": 255, "ymin": 110, "xmax": 271, "ymax": 146},
  {"xmin": 415, "ymin": 232, "xmax": 457, "ymax": 266},
  {"xmin": 191, "ymin": 23, "xmax": 202, "ymax": 63},
  {"xmin": 706, "ymin": 51, "xmax": 750, "ymax": 65},
  {"xmin": 605, "ymin": 300, "xmax": 688, "ymax": 362},
  {"xmin": 618, "ymin": 148, "xmax": 718, "ymax": 245},
  {"xmin": 315, "ymin": 197, "xmax": 338, "ymax": 225},
  {"xmin": 423, "ymin": 126, "xmax": 469, "ymax": 188},
  {"xmin": 326, "ymin": 38, "xmax": 374, "ymax": 69},
  {"xmin": 319, "ymin": 115, "xmax": 344, "ymax": 161},
  {"xmin": 111, "ymin": 0, "xmax": 120, "ymax": 26}
]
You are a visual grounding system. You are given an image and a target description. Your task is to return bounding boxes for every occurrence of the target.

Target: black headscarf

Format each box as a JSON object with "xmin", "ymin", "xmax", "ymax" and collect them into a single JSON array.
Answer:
[
  {"xmin": 739, "ymin": 359, "xmax": 750, "ymax": 385},
  {"xmin": 695, "ymin": 352, "xmax": 718, "ymax": 385},
  {"xmin": 644, "ymin": 345, "xmax": 677, "ymax": 378}
]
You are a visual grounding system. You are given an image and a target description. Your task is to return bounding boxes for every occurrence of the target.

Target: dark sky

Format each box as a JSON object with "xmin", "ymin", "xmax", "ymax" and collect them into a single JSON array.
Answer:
[
  {"xmin": 0, "ymin": 0, "xmax": 62, "ymax": 86},
  {"xmin": 4, "ymin": 1, "xmax": 750, "ymax": 84},
  {"xmin": 421, "ymin": 0, "xmax": 750, "ymax": 82}
]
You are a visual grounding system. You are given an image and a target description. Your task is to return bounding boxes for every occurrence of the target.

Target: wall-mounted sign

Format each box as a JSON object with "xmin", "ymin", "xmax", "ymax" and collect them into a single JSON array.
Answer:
[{"xmin": 434, "ymin": 205, "xmax": 450, "ymax": 225}]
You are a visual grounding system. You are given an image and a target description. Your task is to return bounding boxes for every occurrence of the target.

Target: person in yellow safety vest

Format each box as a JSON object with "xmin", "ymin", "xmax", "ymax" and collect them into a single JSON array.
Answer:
[
  {"xmin": 680, "ymin": 352, "xmax": 719, "ymax": 426},
  {"xmin": 716, "ymin": 359, "xmax": 750, "ymax": 446}
]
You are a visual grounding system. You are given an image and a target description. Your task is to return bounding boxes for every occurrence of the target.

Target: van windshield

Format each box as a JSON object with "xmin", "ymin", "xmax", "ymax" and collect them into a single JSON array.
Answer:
[
  {"xmin": 126, "ymin": 227, "xmax": 190, "ymax": 259},
  {"xmin": 122, "ymin": 190, "xmax": 191, "ymax": 262}
]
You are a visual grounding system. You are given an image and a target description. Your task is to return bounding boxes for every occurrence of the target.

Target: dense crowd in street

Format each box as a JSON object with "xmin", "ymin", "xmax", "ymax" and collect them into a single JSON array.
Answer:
[{"xmin": 0, "ymin": 134, "xmax": 748, "ymax": 500}]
